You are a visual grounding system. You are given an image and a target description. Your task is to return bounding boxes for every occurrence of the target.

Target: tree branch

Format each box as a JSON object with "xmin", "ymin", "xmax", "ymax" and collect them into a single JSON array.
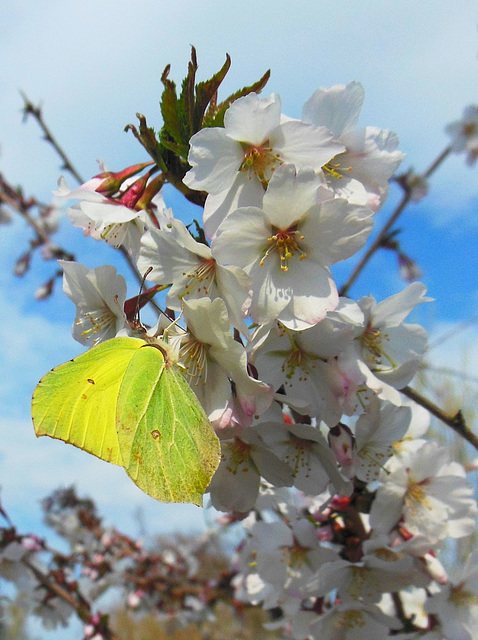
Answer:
[
  {"xmin": 339, "ymin": 145, "xmax": 452, "ymax": 297},
  {"xmin": 20, "ymin": 94, "xmax": 143, "ymax": 286},
  {"xmin": 21, "ymin": 93, "xmax": 84, "ymax": 186},
  {"xmin": 401, "ymin": 385, "xmax": 478, "ymax": 450}
]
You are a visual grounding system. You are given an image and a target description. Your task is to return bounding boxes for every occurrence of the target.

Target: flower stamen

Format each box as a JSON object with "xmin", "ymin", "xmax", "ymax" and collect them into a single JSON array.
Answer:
[
  {"xmin": 322, "ymin": 160, "xmax": 352, "ymax": 180},
  {"xmin": 240, "ymin": 142, "xmax": 282, "ymax": 188},
  {"xmin": 179, "ymin": 258, "xmax": 216, "ymax": 299},
  {"xmin": 360, "ymin": 323, "xmax": 397, "ymax": 370},
  {"xmin": 179, "ymin": 337, "xmax": 208, "ymax": 384},
  {"xmin": 260, "ymin": 228, "xmax": 307, "ymax": 271}
]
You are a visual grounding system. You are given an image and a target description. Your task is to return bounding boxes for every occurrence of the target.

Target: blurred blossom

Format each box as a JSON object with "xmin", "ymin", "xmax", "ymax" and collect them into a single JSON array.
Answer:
[{"xmin": 446, "ymin": 105, "xmax": 478, "ymax": 165}]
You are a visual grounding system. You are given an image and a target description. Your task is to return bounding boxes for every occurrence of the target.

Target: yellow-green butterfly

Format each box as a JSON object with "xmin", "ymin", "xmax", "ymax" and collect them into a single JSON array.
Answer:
[{"xmin": 31, "ymin": 336, "xmax": 221, "ymax": 506}]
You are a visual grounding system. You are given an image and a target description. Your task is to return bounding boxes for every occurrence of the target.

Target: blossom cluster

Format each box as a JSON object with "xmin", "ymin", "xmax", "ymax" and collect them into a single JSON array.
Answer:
[{"xmin": 13, "ymin": 58, "xmax": 478, "ymax": 639}]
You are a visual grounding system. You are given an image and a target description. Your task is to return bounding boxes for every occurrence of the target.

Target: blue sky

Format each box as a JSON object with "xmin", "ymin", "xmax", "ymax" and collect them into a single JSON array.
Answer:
[{"xmin": 1, "ymin": 0, "xmax": 478, "ymax": 551}]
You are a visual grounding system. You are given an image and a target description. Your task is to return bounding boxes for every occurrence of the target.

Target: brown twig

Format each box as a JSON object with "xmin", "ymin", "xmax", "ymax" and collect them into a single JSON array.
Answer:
[
  {"xmin": 339, "ymin": 145, "xmax": 452, "ymax": 297},
  {"xmin": 0, "ymin": 175, "xmax": 72, "ymax": 254},
  {"xmin": 21, "ymin": 92, "xmax": 84, "ymax": 186},
  {"xmin": 401, "ymin": 385, "xmax": 478, "ymax": 450},
  {"xmin": 20, "ymin": 93, "xmax": 143, "ymax": 286},
  {"xmin": 22, "ymin": 560, "xmax": 120, "ymax": 640}
]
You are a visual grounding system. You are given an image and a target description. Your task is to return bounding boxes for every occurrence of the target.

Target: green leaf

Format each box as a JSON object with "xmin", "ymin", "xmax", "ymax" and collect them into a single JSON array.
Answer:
[
  {"xmin": 192, "ymin": 53, "xmax": 231, "ymax": 133},
  {"xmin": 205, "ymin": 69, "xmax": 271, "ymax": 128}
]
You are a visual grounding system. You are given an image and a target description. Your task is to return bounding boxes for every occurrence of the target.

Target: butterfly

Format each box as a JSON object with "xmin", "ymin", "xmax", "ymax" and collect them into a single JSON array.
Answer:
[{"xmin": 32, "ymin": 336, "xmax": 221, "ymax": 506}]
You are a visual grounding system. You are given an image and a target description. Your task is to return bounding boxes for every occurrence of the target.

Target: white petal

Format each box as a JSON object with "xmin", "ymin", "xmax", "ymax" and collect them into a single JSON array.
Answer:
[
  {"xmin": 271, "ymin": 120, "xmax": 344, "ymax": 169},
  {"xmin": 302, "ymin": 199, "xmax": 373, "ymax": 266},
  {"xmin": 184, "ymin": 127, "xmax": 243, "ymax": 193},
  {"xmin": 261, "ymin": 164, "xmax": 322, "ymax": 229},
  {"xmin": 302, "ymin": 82, "xmax": 365, "ymax": 137},
  {"xmin": 224, "ymin": 93, "xmax": 282, "ymax": 145},
  {"xmin": 372, "ymin": 282, "xmax": 431, "ymax": 328}
]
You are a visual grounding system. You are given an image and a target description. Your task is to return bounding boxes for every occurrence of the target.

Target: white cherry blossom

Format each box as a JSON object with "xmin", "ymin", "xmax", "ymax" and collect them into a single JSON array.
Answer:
[
  {"xmin": 55, "ymin": 176, "xmax": 147, "ymax": 254},
  {"xmin": 302, "ymin": 81, "xmax": 404, "ymax": 210},
  {"xmin": 251, "ymin": 308, "xmax": 356, "ymax": 425},
  {"xmin": 336, "ymin": 282, "xmax": 431, "ymax": 408},
  {"xmin": 137, "ymin": 217, "xmax": 251, "ymax": 334},
  {"xmin": 183, "ymin": 92, "xmax": 344, "ymax": 237},
  {"xmin": 212, "ymin": 165, "xmax": 374, "ymax": 329},
  {"xmin": 165, "ymin": 297, "xmax": 273, "ymax": 422},
  {"xmin": 425, "ymin": 549, "xmax": 478, "ymax": 640},
  {"xmin": 446, "ymin": 105, "xmax": 478, "ymax": 166},
  {"xmin": 59, "ymin": 261, "xmax": 128, "ymax": 346},
  {"xmin": 208, "ymin": 430, "xmax": 294, "ymax": 513},
  {"xmin": 370, "ymin": 441, "xmax": 477, "ymax": 544}
]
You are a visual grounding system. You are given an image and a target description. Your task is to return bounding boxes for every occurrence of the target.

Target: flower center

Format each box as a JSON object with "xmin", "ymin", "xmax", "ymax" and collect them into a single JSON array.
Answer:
[
  {"xmin": 240, "ymin": 141, "xmax": 282, "ymax": 187},
  {"xmin": 462, "ymin": 122, "xmax": 477, "ymax": 138},
  {"xmin": 405, "ymin": 477, "xmax": 431, "ymax": 515},
  {"xmin": 227, "ymin": 438, "xmax": 253, "ymax": 473},
  {"xmin": 260, "ymin": 227, "xmax": 307, "ymax": 272},
  {"xmin": 360, "ymin": 322, "xmax": 396, "ymax": 371},
  {"xmin": 450, "ymin": 583, "xmax": 478, "ymax": 608},
  {"xmin": 179, "ymin": 337, "xmax": 209, "ymax": 384},
  {"xmin": 282, "ymin": 343, "xmax": 310, "ymax": 379},
  {"xmin": 100, "ymin": 222, "xmax": 126, "ymax": 247},
  {"xmin": 337, "ymin": 610, "xmax": 366, "ymax": 630},
  {"xmin": 77, "ymin": 308, "xmax": 116, "ymax": 344},
  {"xmin": 179, "ymin": 258, "xmax": 216, "ymax": 299},
  {"xmin": 322, "ymin": 156, "xmax": 352, "ymax": 180}
]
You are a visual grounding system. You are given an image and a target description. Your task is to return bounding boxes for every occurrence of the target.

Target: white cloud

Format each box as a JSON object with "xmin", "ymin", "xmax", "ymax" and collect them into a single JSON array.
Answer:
[{"xmin": 0, "ymin": 416, "xmax": 206, "ymax": 539}]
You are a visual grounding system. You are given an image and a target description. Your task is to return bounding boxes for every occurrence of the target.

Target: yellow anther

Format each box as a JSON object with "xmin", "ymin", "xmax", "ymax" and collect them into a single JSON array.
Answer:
[
  {"xmin": 260, "ymin": 226, "xmax": 307, "ymax": 271},
  {"xmin": 322, "ymin": 160, "xmax": 352, "ymax": 180}
]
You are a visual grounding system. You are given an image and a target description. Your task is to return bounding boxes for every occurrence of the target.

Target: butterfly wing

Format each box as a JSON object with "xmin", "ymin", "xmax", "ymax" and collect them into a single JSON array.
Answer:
[
  {"xmin": 116, "ymin": 344, "xmax": 221, "ymax": 506},
  {"xmin": 32, "ymin": 337, "xmax": 144, "ymax": 465}
]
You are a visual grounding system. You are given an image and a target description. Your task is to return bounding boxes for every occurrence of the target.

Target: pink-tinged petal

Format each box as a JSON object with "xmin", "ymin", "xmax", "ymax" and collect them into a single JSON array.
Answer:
[
  {"xmin": 302, "ymin": 82, "xmax": 365, "ymax": 137},
  {"xmin": 184, "ymin": 127, "xmax": 243, "ymax": 193},
  {"xmin": 278, "ymin": 261, "xmax": 338, "ymax": 330},
  {"xmin": 302, "ymin": 198, "xmax": 373, "ymax": 266},
  {"xmin": 54, "ymin": 175, "xmax": 105, "ymax": 201},
  {"xmin": 224, "ymin": 93, "xmax": 282, "ymax": 145}
]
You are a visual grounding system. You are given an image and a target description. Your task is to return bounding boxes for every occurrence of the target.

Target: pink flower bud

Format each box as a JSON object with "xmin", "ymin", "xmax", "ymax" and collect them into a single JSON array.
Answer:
[
  {"xmin": 94, "ymin": 161, "xmax": 154, "ymax": 197},
  {"xmin": 328, "ymin": 423, "xmax": 355, "ymax": 467}
]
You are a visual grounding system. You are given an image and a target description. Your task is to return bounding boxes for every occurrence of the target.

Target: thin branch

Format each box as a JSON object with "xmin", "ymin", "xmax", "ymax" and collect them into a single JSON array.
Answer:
[
  {"xmin": 0, "ymin": 177, "xmax": 67, "ymax": 250},
  {"xmin": 339, "ymin": 145, "xmax": 452, "ymax": 297},
  {"xmin": 23, "ymin": 559, "xmax": 120, "ymax": 640},
  {"xmin": 20, "ymin": 94, "xmax": 144, "ymax": 286},
  {"xmin": 422, "ymin": 364, "xmax": 478, "ymax": 385},
  {"xmin": 21, "ymin": 93, "xmax": 84, "ymax": 186},
  {"xmin": 401, "ymin": 385, "xmax": 478, "ymax": 450},
  {"xmin": 23, "ymin": 560, "xmax": 90, "ymax": 620},
  {"xmin": 429, "ymin": 312, "xmax": 478, "ymax": 349}
]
